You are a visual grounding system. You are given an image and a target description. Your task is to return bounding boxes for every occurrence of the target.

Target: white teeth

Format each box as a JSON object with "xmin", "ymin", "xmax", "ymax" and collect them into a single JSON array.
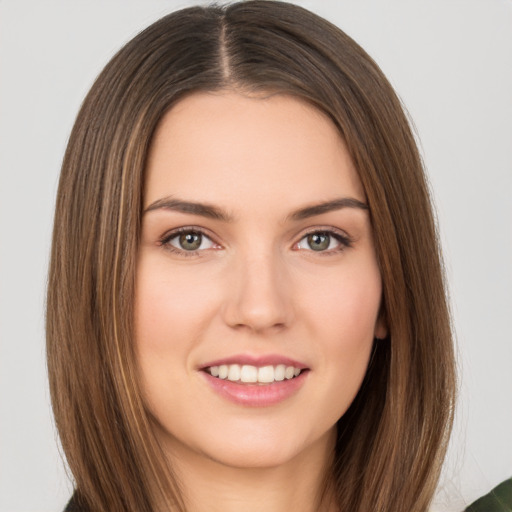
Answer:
[
  {"xmin": 207, "ymin": 363, "xmax": 302, "ymax": 383},
  {"xmin": 218, "ymin": 365, "xmax": 228, "ymax": 379},
  {"xmin": 228, "ymin": 364, "xmax": 241, "ymax": 381},
  {"xmin": 274, "ymin": 364, "xmax": 285, "ymax": 381},
  {"xmin": 240, "ymin": 365, "xmax": 258, "ymax": 383},
  {"xmin": 258, "ymin": 365, "xmax": 274, "ymax": 383}
]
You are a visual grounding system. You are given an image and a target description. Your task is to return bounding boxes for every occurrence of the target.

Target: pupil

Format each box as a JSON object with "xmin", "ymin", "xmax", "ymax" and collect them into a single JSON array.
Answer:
[
  {"xmin": 180, "ymin": 232, "xmax": 201, "ymax": 250},
  {"xmin": 308, "ymin": 233, "xmax": 329, "ymax": 251}
]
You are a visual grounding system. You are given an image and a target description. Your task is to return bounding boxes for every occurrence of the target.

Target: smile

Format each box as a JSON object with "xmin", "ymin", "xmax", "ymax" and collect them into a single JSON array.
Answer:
[
  {"xmin": 200, "ymin": 357, "xmax": 310, "ymax": 406},
  {"xmin": 206, "ymin": 364, "xmax": 302, "ymax": 384}
]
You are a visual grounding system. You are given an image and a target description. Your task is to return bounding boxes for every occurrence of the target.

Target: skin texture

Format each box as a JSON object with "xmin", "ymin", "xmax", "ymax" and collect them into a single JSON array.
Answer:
[{"xmin": 135, "ymin": 91, "xmax": 386, "ymax": 512}]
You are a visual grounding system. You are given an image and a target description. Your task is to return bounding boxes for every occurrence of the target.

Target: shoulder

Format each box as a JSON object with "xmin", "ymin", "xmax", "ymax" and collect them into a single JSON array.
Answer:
[
  {"xmin": 63, "ymin": 492, "xmax": 87, "ymax": 512},
  {"xmin": 464, "ymin": 478, "xmax": 512, "ymax": 512}
]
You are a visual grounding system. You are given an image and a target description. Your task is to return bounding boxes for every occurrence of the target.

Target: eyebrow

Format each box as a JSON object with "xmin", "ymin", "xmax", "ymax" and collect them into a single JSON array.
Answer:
[
  {"xmin": 143, "ymin": 196, "xmax": 368, "ymax": 222},
  {"xmin": 288, "ymin": 197, "xmax": 368, "ymax": 220},
  {"xmin": 143, "ymin": 197, "xmax": 233, "ymax": 222}
]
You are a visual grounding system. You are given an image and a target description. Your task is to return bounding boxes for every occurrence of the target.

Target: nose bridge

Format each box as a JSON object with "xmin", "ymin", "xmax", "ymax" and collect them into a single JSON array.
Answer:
[{"xmin": 223, "ymin": 244, "xmax": 293, "ymax": 332}]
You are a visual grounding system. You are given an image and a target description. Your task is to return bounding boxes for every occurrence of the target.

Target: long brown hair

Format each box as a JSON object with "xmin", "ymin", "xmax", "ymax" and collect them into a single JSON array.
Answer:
[{"xmin": 47, "ymin": 2, "xmax": 456, "ymax": 510}]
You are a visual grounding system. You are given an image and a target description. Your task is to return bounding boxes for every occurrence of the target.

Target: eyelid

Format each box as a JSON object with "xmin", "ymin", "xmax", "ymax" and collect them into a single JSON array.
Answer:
[
  {"xmin": 293, "ymin": 226, "xmax": 353, "ymax": 253},
  {"xmin": 156, "ymin": 224, "xmax": 353, "ymax": 257},
  {"xmin": 158, "ymin": 226, "xmax": 221, "ymax": 256}
]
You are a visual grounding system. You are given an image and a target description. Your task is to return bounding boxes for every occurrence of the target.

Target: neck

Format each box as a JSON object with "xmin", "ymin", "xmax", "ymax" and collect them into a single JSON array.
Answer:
[{"xmin": 166, "ymin": 429, "xmax": 337, "ymax": 512}]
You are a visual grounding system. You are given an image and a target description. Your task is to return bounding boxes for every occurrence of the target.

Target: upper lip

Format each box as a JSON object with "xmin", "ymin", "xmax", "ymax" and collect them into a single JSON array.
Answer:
[{"xmin": 199, "ymin": 354, "xmax": 309, "ymax": 370}]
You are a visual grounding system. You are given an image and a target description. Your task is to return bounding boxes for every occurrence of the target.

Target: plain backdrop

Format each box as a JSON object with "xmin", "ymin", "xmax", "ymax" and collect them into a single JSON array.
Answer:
[{"xmin": 0, "ymin": 1, "xmax": 511, "ymax": 511}]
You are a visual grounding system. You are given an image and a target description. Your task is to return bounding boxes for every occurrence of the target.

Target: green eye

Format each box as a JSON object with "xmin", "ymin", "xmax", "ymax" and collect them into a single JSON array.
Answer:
[
  {"xmin": 295, "ymin": 230, "xmax": 352, "ymax": 253},
  {"xmin": 306, "ymin": 232, "xmax": 331, "ymax": 251},
  {"xmin": 178, "ymin": 232, "xmax": 203, "ymax": 251},
  {"xmin": 162, "ymin": 230, "xmax": 216, "ymax": 253}
]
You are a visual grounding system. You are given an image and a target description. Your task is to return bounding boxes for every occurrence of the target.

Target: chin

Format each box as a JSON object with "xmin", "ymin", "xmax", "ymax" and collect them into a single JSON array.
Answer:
[
  {"xmin": 204, "ymin": 441, "xmax": 299, "ymax": 470},
  {"xmin": 161, "ymin": 418, "xmax": 337, "ymax": 473}
]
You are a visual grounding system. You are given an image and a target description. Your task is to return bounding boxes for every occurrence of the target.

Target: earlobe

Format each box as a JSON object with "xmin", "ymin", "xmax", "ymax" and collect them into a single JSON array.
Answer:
[{"xmin": 374, "ymin": 312, "xmax": 388, "ymax": 340}]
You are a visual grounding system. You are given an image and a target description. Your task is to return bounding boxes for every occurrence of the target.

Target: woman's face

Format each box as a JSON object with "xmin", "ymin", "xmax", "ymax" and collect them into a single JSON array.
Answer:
[{"xmin": 135, "ymin": 91, "xmax": 386, "ymax": 470}]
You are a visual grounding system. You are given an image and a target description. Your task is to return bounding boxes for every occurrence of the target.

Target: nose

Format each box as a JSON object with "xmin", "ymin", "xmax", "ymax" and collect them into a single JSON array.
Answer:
[{"xmin": 222, "ymin": 249, "xmax": 294, "ymax": 334}]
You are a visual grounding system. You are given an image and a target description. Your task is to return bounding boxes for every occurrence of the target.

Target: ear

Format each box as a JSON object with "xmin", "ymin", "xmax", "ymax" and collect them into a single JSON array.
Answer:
[{"xmin": 374, "ymin": 310, "xmax": 388, "ymax": 340}]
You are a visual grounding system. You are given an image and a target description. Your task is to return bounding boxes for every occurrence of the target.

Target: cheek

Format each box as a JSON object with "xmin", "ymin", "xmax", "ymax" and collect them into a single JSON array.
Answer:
[
  {"xmin": 134, "ymin": 256, "xmax": 219, "ymax": 353},
  {"xmin": 133, "ymin": 261, "xmax": 225, "ymax": 432},
  {"xmin": 301, "ymin": 260, "xmax": 382, "ymax": 345},
  {"xmin": 133, "ymin": 256, "xmax": 220, "ymax": 416},
  {"xmin": 298, "ymin": 261, "xmax": 382, "ymax": 411}
]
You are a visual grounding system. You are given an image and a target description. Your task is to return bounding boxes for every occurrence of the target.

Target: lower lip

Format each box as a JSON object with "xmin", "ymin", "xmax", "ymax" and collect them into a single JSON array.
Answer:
[{"xmin": 201, "ymin": 371, "xmax": 309, "ymax": 407}]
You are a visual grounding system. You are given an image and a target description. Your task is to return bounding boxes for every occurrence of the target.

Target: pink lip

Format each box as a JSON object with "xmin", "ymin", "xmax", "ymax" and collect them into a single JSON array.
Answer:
[
  {"xmin": 198, "ymin": 354, "xmax": 310, "ymax": 407},
  {"xmin": 201, "ymin": 370, "xmax": 309, "ymax": 407},
  {"xmin": 200, "ymin": 354, "xmax": 308, "ymax": 370}
]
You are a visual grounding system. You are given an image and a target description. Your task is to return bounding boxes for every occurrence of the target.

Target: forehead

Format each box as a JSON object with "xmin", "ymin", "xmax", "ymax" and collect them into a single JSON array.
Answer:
[{"xmin": 144, "ymin": 91, "xmax": 365, "ymax": 213}]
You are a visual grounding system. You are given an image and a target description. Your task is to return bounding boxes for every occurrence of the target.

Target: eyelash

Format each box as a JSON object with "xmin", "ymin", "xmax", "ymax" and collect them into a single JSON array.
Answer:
[
  {"xmin": 294, "ymin": 228, "xmax": 353, "ymax": 255},
  {"xmin": 158, "ymin": 226, "xmax": 353, "ymax": 257},
  {"xmin": 158, "ymin": 227, "xmax": 218, "ymax": 258}
]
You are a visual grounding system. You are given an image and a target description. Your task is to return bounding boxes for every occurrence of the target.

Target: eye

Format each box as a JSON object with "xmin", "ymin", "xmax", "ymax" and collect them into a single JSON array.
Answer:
[
  {"xmin": 160, "ymin": 228, "xmax": 218, "ymax": 254},
  {"xmin": 295, "ymin": 230, "xmax": 352, "ymax": 253}
]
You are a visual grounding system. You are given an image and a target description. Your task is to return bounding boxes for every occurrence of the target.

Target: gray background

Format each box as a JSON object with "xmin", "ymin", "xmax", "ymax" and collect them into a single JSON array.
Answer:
[{"xmin": 1, "ymin": 1, "xmax": 511, "ymax": 511}]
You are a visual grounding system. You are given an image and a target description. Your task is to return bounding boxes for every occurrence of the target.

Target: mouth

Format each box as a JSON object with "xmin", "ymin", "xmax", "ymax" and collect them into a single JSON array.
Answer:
[
  {"xmin": 199, "ymin": 357, "xmax": 309, "ymax": 407},
  {"xmin": 204, "ymin": 363, "xmax": 304, "ymax": 384}
]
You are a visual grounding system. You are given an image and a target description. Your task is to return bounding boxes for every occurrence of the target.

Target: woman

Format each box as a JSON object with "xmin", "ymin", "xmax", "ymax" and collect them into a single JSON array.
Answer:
[{"xmin": 47, "ymin": 2, "xmax": 456, "ymax": 511}]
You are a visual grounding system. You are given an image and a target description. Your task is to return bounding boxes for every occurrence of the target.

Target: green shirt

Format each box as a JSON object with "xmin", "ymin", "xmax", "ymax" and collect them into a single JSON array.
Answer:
[{"xmin": 465, "ymin": 478, "xmax": 512, "ymax": 512}]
